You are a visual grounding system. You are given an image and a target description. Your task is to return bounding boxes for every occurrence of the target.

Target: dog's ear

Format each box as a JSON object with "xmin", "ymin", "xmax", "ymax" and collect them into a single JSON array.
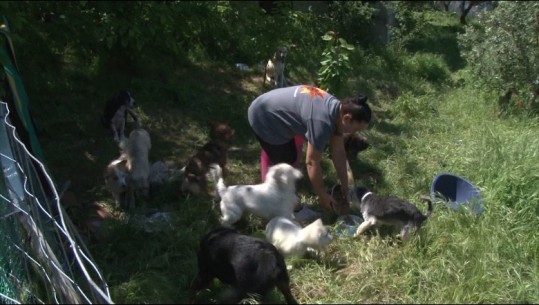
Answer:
[{"xmin": 354, "ymin": 186, "xmax": 370, "ymax": 201}]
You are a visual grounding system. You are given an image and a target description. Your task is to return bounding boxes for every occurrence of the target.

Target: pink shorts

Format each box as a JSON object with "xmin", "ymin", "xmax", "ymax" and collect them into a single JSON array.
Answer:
[{"xmin": 260, "ymin": 135, "xmax": 304, "ymax": 182}]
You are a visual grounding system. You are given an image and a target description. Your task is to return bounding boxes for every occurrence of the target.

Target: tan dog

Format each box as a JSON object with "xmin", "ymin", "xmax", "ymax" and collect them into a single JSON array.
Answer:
[
  {"xmin": 120, "ymin": 126, "xmax": 152, "ymax": 208},
  {"xmin": 181, "ymin": 121, "xmax": 235, "ymax": 195},
  {"xmin": 103, "ymin": 157, "xmax": 130, "ymax": 209},
  {"xmin": 264, "ymin": 47, "xmax": 287, "ymax": 88}
]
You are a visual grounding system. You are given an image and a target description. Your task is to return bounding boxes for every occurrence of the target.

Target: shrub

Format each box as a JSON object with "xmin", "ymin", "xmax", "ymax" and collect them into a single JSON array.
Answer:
[
  {"xmin": 326, "ymin": 1, "xmax": 377, "ymax": 48},
  {"xmin": 458, "ymin": 1, "xmax": 539, "ymax": 115},
  {"xmin": 317, "ymin": 31, "xmax": 355, "ymax": 97}
]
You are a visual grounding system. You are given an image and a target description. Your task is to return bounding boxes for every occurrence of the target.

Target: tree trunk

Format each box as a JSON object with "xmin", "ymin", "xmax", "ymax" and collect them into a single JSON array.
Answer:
[
  {"xmin": 460, "ymin": 1, "xmax": 484, "ymax": 25},
  {"xmin": 443, "ymin": 1, "xmax": 450, "ymax": 11}
]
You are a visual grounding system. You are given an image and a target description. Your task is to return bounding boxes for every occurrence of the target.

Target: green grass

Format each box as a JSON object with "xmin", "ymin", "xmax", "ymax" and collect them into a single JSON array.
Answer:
[{"xmin": 13, "ymin": 9, "xmax": 539, "ymax": 304}]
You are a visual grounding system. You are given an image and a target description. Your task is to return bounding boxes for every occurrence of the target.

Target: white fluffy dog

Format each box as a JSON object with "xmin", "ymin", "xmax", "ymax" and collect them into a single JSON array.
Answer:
[
  {"xmin": 266, "ymin": 217, "xmax": 333, "ymax": 258},
  {"xmin": 120, "ymin": 126, "xmax": 151, "ymax": 201},
  {"xmin": 211, "ymin": 163, "xmax": 303, "ymax": 227}
]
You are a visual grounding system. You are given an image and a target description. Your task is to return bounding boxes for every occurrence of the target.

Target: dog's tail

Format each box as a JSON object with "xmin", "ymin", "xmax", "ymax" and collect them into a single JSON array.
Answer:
[
  {"xmin": 209, "ymin": 163, "xmax": 226, "ymax": 198},
  {"xmin": 419, "ymin": 194, "xmax": 433, "ymax": 218}
]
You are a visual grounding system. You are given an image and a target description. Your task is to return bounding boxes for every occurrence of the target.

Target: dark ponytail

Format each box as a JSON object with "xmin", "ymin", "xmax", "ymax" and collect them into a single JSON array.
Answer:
[
  {"xmin": 341, "ymin": 93, "xmax": 371, "ymax": 124},
  {"xmin": 356, "ymin": 94, "xmax": 368, "ymax": 106}
]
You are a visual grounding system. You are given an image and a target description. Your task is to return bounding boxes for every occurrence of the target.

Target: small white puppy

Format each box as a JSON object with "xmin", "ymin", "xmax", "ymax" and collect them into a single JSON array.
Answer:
[
  {"xmin": 103, "ymin": 158, "xmax": 129, "ymax": 209},
  {"xmin": 120, "ymin": 127, "xmax": 152, "ymax": 201},
  {"xmin": 266, "ymin": 216, "xmax": 333, "ymax": 258},
  {"xmin": 211, "ymin": 162, "xmax": 303, "ymax": 227}
]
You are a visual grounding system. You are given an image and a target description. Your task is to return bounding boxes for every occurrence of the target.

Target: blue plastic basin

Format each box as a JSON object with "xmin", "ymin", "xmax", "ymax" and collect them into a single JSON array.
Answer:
[{"xmin": 430, "ymin": 173, "xmax": 484, "ymax": 215}]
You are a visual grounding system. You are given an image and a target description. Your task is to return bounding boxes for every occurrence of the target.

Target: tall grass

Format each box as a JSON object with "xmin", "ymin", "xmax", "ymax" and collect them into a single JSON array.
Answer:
[
  {"xmin": 286, "ymin": 69, "xmax": 539, "ymax": 303},
  {"xmin": 14, "ymin": 6, "xmax": 537, "ymax": 304},
  {"xmin": 96, "ymin": 32, "xmax": 538, "ymax": 305}
]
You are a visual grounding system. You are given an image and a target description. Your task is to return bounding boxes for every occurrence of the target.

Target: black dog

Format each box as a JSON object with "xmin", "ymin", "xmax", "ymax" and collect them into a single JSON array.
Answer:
[
  {"xmin": 344, "ymin": 132, "xmax": 369, "ymax": 161},
  {"xmin": 189, "ymin": 227, "xmax": 298, "ymax": 304},
  {"xmin": 101, "ymin": 89, "xmax": 138, "ymax": 143},
  {"xmin": 350, "ymin": 186, "xmax": 433, "ymax": 240}
]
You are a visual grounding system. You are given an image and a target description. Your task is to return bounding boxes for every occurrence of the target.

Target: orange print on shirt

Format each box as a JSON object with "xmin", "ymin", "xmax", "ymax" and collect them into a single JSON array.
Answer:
[{"xmin": 300, "ymin": 86, "xmax": 326, "ymax": 100}]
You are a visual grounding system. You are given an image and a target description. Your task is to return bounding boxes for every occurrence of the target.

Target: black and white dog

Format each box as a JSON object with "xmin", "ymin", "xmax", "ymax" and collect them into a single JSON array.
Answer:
[
  {"xmin": 349, "ymin": 186, "xmax": 433, "ymax": 240},
  {"xmin": 101, "ymin": 90, "xmax": 138, "ymax": 143}
]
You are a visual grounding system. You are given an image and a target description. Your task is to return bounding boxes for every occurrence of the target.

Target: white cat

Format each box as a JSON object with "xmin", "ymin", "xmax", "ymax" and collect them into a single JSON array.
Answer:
[{"xmin": 265, "ymin": 216, "xmax": 333, "ymax": 258}]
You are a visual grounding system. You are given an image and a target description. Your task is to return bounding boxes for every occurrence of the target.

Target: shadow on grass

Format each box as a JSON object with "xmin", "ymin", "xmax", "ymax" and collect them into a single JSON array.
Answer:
[
  {"xmin": 372, "ymin": 119, "xmax": 412, "ymax": 137},
  {"xmin": 28, "ymin": 52, "xmax": 265, "ymax": 202},
  {"xmin": 406, "ymin": 23, "xmax": 466, "ymax": 72}
]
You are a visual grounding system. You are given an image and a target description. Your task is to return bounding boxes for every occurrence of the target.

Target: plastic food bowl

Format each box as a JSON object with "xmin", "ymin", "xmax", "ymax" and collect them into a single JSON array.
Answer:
[
  {"xmin": 293, "ymin": 204, "xmax": 321, "ymax": 226},
  {"xmin": 335, "ymin": 214, "xmax": 364, "ymax": 238},
  {"xmin": 430, "ymin": 173, "xmax": 484, "ymax": 215}
]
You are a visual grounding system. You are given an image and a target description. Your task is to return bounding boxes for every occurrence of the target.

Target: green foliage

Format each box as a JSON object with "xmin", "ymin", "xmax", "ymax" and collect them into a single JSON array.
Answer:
[
  {"xmin": 386, "ymin": 1, "xmax": 430, "ymax": 52},
  {"xmin": 326, "ymin": 1, "xmax": 377, "ymax": 47},
  {"xmin": 316, "ymin": 31, "xmax": 355, "ymax": 96},
  {"xmin": 458, "ymin": 1, "xmax": 539, "ymax": 114}
]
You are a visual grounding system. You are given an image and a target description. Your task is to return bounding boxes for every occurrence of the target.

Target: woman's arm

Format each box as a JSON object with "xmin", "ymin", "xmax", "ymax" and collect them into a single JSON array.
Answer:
[
  {"xmin": 329, "ymin": 133, "xmax": 350, "ymax": 214},
  {"xmin": 305, "ymin": 142, "xmax": 335, "ymax": 211}
]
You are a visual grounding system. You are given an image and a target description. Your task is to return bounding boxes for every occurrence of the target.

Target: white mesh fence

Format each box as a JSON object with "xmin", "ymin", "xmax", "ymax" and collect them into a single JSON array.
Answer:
[{"xmin": 0, "ymin": 101, "xmax": 113, "ymax": 304}]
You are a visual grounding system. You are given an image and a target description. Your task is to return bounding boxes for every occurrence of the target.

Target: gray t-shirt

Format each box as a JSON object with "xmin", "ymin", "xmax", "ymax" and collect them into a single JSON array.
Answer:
[{"xmin": 248, "ymin": 85, "xmax": 340, "ymax": 152}]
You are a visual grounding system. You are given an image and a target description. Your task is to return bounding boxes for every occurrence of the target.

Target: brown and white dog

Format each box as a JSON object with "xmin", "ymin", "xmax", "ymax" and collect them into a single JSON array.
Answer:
[
  {"xmin": 263, "ymin": 47, "xmax": 287, "ymax": 88},
  {"xmin": 349, "ymin": 186, "xmax": 433, "ymax": 240},
  {"xmin": 181, "ymin": 121, "xmax": 235, "ymax": 196}
]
